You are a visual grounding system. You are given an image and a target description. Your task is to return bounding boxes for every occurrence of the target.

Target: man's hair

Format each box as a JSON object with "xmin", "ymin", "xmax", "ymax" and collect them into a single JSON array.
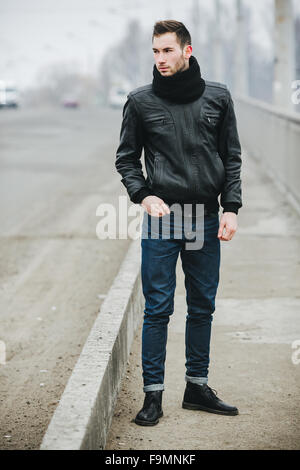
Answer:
[{"xmin": 152, "ymin": 20, "xmax": 192, "ymax": 49}]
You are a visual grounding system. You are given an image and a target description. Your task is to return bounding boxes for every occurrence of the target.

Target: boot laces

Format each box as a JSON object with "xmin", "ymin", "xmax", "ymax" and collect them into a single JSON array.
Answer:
[{"xmin": 205, "ymin": 385, "xmax": 218, "ymax": 399}]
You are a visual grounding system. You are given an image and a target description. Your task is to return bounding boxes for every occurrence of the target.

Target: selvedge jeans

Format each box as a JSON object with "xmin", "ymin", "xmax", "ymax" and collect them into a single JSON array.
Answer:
[{"xmin": 140, "ymin": 205, "xmax": 221, "ymax": 392}]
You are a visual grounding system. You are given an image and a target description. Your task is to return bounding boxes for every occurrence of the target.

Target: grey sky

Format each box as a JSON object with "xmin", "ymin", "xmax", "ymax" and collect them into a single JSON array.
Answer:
[{"xmin": 0, "ymin": 0, "xmax": 299, "ymax": 90}]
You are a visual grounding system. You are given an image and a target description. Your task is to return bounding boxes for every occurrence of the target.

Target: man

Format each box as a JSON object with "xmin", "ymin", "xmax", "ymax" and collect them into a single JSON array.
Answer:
[{"xmin": 115, "ymin": 20, "xmax": 242, "ymax": 426}]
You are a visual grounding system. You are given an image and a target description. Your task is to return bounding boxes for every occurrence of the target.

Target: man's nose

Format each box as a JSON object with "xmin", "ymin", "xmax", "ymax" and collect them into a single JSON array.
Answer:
[{"xmin": 158, "ymin": 55, "xmax": 166, "ymax": 63}]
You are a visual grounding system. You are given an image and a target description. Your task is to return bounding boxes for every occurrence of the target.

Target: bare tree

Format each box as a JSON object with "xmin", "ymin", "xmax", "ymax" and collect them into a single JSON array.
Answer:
[
  {"xmin": 25, "ymin": 61, "xmax": 100, "ymax": 106},
  {"xmin": 98, "ymin": 18, "xmax": 153, "ymax": 103}
]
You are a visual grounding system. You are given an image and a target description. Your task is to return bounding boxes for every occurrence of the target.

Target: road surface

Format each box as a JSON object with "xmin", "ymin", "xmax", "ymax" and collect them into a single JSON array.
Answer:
[{"xmin": 0, "ymin": 104, "xmax": 130, "ymax": 449}]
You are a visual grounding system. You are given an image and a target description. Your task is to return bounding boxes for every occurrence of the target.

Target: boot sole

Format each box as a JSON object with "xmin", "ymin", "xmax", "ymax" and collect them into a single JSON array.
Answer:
[
  {"xmin": 134, "ymin": 411, "xmax": 163, "ymax": 426},
  {"xmin": 182, "ymin": 401, "xmax": 238, "ymax": 416}
]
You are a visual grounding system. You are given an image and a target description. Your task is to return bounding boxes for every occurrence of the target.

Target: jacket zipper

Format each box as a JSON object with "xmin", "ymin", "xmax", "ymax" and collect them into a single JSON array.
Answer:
[{"xmin": 183, "ymin": 104, "xmax": 199, "ymax": 195}]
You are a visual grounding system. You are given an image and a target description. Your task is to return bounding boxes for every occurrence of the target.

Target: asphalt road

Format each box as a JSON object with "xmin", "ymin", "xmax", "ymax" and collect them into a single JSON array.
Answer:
[{"xmin": 0, "ymin": 104, "xmax": 131, "ymax": 449}]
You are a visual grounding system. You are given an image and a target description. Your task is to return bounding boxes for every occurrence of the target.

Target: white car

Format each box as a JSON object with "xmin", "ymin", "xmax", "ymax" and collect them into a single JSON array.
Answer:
[
  {"xmin": 0, "ymin": 80, "xmax": 19, "ymax": 108},
  {"xmin": 108, "ymin": 86, "xmax": 129, "ymax": 108}
]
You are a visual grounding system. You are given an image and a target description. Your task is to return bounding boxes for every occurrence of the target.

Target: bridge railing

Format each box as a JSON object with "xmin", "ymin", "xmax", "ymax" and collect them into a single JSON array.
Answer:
[{"xmin": 234, "ymin": 95, "xmax": 300, "ymax": 214}]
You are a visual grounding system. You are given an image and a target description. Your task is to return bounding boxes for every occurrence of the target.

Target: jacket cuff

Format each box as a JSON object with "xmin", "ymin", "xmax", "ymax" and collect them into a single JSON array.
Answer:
[
  {"xmin": 131, "ymin": 187, "xmax": 152, "ymax": 204},
  {"xmin": 222, "ymin": 203, "xmax": 240, "ymax": 214}
]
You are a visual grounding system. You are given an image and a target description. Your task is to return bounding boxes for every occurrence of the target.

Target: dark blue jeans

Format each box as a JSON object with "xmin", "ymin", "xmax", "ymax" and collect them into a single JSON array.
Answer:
[{"xmin": 141, "ymin": 208, "xmax": 220, "ymax": 392}]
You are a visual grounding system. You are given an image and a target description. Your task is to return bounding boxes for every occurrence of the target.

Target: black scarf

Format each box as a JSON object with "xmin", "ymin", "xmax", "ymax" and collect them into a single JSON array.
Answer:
[{"xmin": 152, "ymin": 55, "xmax": 206, "ymax": 104}]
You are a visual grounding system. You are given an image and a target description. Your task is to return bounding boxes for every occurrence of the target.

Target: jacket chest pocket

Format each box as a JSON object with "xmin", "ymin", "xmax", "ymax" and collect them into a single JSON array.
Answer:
[
  {"xmin": 144, "ymin": 115, "xmax": 174, "ymax": 129},
  {"xmin": 198, "ymin": 110, "xmax": 221, "ymax": 129}
]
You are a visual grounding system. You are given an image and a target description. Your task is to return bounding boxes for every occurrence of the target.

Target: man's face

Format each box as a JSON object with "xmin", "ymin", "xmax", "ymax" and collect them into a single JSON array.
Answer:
[{"xmin": 152, "ymin": 32, "xmax": 192, "ymax": 76}]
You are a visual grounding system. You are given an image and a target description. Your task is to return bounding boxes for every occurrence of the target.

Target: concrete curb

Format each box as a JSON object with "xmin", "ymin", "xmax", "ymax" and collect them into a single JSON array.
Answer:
[{"xmin": 40, "ymin": 238, "xmax": 143, "ymax": 450}]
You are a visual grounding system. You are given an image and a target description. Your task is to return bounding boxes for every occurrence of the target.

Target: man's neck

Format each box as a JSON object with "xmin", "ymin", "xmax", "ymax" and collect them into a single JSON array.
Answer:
[{"xmin": 178, "ymin": 61, "xmax": 190, "ymax": 74}]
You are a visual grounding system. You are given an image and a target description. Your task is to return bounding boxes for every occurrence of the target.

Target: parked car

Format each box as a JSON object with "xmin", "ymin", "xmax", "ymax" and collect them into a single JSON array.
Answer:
[
  {"xmin": 61, "ymin": 95, "xmax": 79, "ymax": 108},
  {"xmin": 108, "ymin": 86, "xmax": 129, "ymax": 108},
  {"xmin": 0, "ymin": 80, "xmax": 19, "ymax": 108}
]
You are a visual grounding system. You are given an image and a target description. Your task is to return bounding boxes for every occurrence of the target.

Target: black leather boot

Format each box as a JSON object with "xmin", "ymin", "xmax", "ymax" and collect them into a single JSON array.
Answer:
[
  {"xmin": 182, "ymin": 382, "xmax": 238, "ymax": 416},
  {"xmin": 134, "ymin": 390, "xmax": 163, "ymax": 426}
]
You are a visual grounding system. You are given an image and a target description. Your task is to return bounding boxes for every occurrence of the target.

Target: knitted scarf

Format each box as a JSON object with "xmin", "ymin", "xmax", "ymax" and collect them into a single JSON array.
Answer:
[{"xmin": 152, "ymin": 55, "xmax": 206, "ymax": 104}]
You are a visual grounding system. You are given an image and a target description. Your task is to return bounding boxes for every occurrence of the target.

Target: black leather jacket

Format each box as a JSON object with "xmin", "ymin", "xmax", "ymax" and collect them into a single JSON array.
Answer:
[{"xmin": 115, "ymin": 81, "xmax": 242, "ymax": 214}]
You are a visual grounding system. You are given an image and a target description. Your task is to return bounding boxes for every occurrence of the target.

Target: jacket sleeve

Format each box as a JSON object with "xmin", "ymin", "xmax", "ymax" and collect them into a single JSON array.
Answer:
[
  {"xmin": 115, "ymin": 95, "xmax": 152, "ymax": 204},
  {"xmin": 218, "ymin": 89, "xmax": 242, "ymax": 214}
]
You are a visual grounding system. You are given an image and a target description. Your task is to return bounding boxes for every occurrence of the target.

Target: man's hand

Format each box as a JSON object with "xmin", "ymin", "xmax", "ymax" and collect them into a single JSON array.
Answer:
[
  {"xmin": 141, "ymin": 195, "xmax": 171, "ymax": 217},
  {"xmin": 218, "ymin": 212, "xmax": 238, "ymax": 241}
]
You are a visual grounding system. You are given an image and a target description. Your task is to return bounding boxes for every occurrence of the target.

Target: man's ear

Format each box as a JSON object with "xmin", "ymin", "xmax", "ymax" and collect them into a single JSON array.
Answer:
[{"xmin": 184, "ymin": 44, "xmax": 192, "ymax": 59}]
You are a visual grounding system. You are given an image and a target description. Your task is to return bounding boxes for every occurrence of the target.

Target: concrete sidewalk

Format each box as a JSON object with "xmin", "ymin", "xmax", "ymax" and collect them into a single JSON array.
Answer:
[{"xmin": 105, "ymin": 153, "xmax": 300, "ymax": 450}]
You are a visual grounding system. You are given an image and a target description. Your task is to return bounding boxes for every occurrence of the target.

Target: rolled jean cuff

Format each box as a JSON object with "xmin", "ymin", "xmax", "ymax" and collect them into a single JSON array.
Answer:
[
  {"xmin": 143, "ymin": 384, "xmax": 164, "ymax": 392},
  {"xmin": 185, "ymin": 375, "xmax": 208, "ymax": 385}
]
